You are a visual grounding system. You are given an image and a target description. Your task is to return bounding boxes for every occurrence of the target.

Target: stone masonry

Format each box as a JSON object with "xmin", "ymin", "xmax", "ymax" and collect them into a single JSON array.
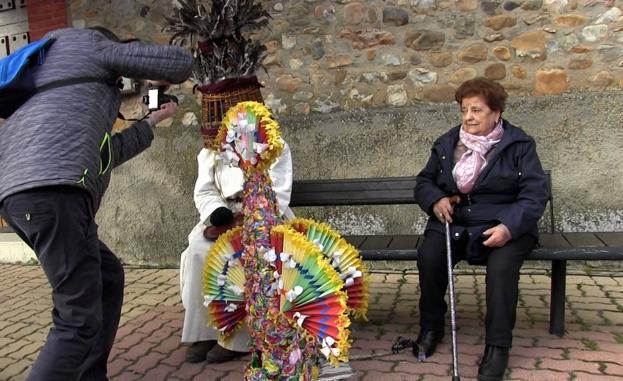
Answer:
[{"xmin": 69, "ymin": 0, "xmax": 623, "ymax": 115}]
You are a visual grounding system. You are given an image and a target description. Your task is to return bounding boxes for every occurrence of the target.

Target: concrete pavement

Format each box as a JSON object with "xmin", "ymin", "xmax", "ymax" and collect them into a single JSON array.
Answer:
[{"xmin": 1, "ymin": 263, "xmax": 622, "ymax": 381}]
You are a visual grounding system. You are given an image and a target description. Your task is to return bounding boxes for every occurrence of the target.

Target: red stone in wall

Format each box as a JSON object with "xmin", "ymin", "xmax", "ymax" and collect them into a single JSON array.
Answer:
[{"xmin": 26, "ymin": 0, "xmax": 68, "ymax": 41}]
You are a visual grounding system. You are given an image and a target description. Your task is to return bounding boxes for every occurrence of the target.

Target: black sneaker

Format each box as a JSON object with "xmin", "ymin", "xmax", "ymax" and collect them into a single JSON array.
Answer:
[
  {"xmin": 185, "ymin": 340, "xmax": 217, "ymax": 363},
  {"xmin": 205, "ymin": 344, "xmax": 248, "ymax": 364}
]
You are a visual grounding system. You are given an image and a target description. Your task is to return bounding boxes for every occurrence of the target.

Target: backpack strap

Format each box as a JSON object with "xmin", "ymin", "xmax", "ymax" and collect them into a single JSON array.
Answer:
[
  {"xmin": 36, "ymin": 76, "xmax": 117, "ymax": 93},
  {"xmin": 36, "ymin": 77, "xmax": 143, "ymax": 122}
]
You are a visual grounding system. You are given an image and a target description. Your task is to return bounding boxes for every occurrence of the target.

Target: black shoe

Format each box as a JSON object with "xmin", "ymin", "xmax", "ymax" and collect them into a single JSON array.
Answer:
[
  {"xmin": 205, "ymin": 344, "xmax": 248, "ymax": 364},
  {"xmin": 412, "ymin": 330, "xmax": 444, "ymax": 360},
  {"xmin": 185, "ymin": 340, "xmax": 217, "ymax": 363},
  {"xmin": 478, "ymin": 345, "xmax": 509, "ymax": 381}
]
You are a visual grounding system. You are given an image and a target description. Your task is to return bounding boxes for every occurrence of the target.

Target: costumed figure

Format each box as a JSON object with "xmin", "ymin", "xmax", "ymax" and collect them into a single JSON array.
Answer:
[
  {"xmin": 203, "ymin": 102, "xmax": 369, "ymax": 380},
  {"xmin": 163, "ymin": 2, "xmax": 368, "ymax": 375},
  {"xmin": 166, "ymin": 0, "xmax": 282, "ymax": 364},
  {"xmin": 179, "ymin": 133, "xmax": 294, "ymax": 362}
]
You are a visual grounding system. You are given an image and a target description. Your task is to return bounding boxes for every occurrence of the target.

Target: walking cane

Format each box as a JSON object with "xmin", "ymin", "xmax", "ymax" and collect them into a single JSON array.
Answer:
[{"xmin": 445, "ymin": 220, "xmax": 461, "ymax": 381}]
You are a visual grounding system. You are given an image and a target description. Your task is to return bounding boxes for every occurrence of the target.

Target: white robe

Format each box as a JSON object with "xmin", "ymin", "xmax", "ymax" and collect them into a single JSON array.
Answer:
[{"xmin": 180, "ymin": 141, "xmax": 294, "ymax": 349}]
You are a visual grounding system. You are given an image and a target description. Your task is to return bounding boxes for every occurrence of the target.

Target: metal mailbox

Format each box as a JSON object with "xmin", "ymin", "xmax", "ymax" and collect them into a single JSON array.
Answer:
[
  {"xmin": 8, "ymin": 31, "xmax": 27, "ymax": 53},
  {"xmin": 0, "ymin": 35, "xmax": 8, "ymax": 58},
  {"xmin": 0, "ymin": 1, "xmax": 15, "ymax": 12}
]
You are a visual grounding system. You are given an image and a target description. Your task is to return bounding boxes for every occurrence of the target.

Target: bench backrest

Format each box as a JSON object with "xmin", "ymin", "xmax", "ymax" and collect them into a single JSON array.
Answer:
[
  {"xmin": 290, "ymin": 171, "xmax": 554, "ymax": 232},
  {"xmin": 290, "ymin": 177, "xmax": 418, "ymax": 206}
]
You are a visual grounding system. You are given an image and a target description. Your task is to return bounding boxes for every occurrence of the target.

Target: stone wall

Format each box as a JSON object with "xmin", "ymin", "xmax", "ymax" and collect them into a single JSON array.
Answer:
[
  {"xmin": 256, "ymin": 0, "xmax": 623, "ymax": 113},
  {"xmin": 64, "ymin": 1, "xmax": 623, "ymax": 265},
  {"xmin": 69, "ymin": 0, "xmax": 623, "ymax": 114}
]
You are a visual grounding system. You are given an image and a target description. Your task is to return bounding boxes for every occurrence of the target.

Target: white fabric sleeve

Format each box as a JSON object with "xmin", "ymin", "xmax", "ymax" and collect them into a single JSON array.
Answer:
[
  {"xmin": 193, "ymin": 148, "xmax": 228, "ymax": 225},
  {"xmin": 268, "ymin": 140, "xmax": 294, "ymax": 217}
]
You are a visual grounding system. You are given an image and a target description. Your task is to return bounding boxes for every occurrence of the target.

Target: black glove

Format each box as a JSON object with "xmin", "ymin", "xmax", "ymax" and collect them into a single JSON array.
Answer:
[{"xmin": 210, "ymin": 207, "xmax": 234, "ymax": 227}]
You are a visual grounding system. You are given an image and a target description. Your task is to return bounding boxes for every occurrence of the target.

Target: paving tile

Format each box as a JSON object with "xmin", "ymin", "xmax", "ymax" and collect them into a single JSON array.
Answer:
[
  {"xmin": 350, "ymin": 359, "xmax": 394, "ymax": 372},
  {"xmin": 167, "ymin": 361, "xmax": 204, "ymax": 380},
  {"xmin": 6, "ymin": 340, "xmax": 41, "ymax": 360},
  {"xmin": 568, "ymin": 349, "xmax": 622, "ymax": 363},
  {"xmin": 0, "ymin": 359, "xmax": 30, "ymax": 380},
  {"xmin": 361, "ymin": 370, "xmax": 424, "ymax": 381},
  {"xmin": 108, "ymin": 357, "xmax": 134, "ymax": 377},
  {"xmin": 219, "ymin": 371, "xmax": 247, "ymax": 381},
  {"xmin": 539, "ymin": 357, "xmax": 602, "ymax": 373},
  {"xmin": 509, "ymin": 368, "xmax": 569, "ymax": 380},
  {"xmin": 190, "ymin": 369, "xmax": 228, "ymax": 380},
  {"xmin": 571, "ymin": 372, "xmax": 623, "ymax": 381},
  {"xmin": 110, "ymin": 371, "xmax": 143, "ymax": 381},
  {"xmin": 151, "ymin": 335, "xmax": 184, "ymax": 355},
  {"xmin": 139, "ymin": 363, "xmax": 176, "ymax": 381},
  {"xmin": 127, "ymin": 351, "xmax": 170, "ymax": 374},
  {"xmin": 121, "ymin": 341, "xmax": 157, "ymax": 362},
  {"xmin": 115, "ymin": 332, "xmax": 150, "ymax": 351}
]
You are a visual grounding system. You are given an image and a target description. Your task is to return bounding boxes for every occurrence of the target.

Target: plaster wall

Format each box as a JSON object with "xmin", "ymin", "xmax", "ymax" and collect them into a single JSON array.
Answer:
[{"xmin": 98, "ymin": 90, "xmax": 623, "ymax": 265}]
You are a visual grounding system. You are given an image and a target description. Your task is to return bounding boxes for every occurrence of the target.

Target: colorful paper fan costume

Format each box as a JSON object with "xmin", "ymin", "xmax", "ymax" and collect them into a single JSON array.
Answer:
[
  {"xmin": 288, "ymin": 218, "xmax": 369, "ymax": 320},
  {"xmin": 202, "ymin": 101, "xmax": 368, "ymax": 380},
  {"xmin": 204, "ymin": 225, "xmax": 351, "ymax": 363}
]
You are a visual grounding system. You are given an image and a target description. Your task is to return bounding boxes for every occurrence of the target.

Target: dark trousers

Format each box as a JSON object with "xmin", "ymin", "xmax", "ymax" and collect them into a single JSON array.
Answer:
[
  {"xmin": 0, "ymin": 186, "xmax": 124, "ymax": 381},
  {"xmin": 417, "ymin": 229, "xmax": 536, "ymax": 347}
]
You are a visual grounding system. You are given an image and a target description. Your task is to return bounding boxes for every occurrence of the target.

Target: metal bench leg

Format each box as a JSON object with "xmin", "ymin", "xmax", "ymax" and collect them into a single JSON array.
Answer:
[{"xmin": 549, "ymin": 259, "xmax": 567, "ymax": 337}]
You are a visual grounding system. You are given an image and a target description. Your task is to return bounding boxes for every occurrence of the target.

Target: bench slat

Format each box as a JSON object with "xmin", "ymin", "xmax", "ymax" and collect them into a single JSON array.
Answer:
[
  {"xmin": 343, "ymin": 235, "xmax": 367, "ymax": 248},
  {"xmin": 387, "ymin": 235, "xmax": 421, "ymax": 250},
  {"xmin": 594, "ymin": 232, "xmax": 623, "ymax": 247},
  {"xmin": 530, "ymin": 247, "xmax": 623, "ymax": 260},
  {"xmin": 563, "ymin": 232, "xmax": 604, "ymax": 247},
  {"xmin": 291, "ymin": 177, "xmax": 417, "ymax": 206},
  {"xmin": 539, "ymin": 233, "xmax": 571, "ymax": 248},
  {"xmin": 359, "ymin": 235, "xmax": 393, "ymax": 250},
  {"xmin": 339, "ymin": 233, "xmax": 623, "ymax": 261},
  {"xmin": 291, "ymin": 190, "xmax": 416, "ymax": 206}
]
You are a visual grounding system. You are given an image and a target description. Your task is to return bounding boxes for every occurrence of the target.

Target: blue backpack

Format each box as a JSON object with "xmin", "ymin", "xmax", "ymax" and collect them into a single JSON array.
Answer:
[{"xmin": 0, "ymin": 37, "xmax": 112, "ymax": 119}]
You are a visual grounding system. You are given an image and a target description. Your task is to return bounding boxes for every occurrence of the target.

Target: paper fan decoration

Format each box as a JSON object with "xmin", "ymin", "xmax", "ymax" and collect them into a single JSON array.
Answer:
[
  {"xmin": 203, "ymin": 227, "xmax": 246, "ymax": 337},
  {"xmin": 288, "ymin": 218, "xmax": 369, "ymax": 320},
  {"xmin": 270, "ymin": 225, "xmax": 350, "ymax": 363},
  {"xmin": 203, "ymin": 224, "xmax": 351, "ymax": 364}
]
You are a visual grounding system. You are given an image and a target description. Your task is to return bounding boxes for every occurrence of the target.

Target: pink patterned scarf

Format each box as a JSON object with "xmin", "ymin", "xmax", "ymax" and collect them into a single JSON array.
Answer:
[{"xmin": 452, "ymin": 120, "xmax": 504, "ymax": 194}]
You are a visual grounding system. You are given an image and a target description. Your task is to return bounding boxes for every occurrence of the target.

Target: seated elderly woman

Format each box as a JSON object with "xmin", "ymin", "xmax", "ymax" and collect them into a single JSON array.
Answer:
[{"xmin": 413, "ymin": 77, "xmax": 549, "ymax": 381}]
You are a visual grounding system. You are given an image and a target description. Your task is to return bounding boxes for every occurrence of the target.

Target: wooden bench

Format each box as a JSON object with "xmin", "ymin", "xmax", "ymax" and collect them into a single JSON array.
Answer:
[{"xmin": 290, "ymin": 172, "xmax": 623, "ymax": 337}]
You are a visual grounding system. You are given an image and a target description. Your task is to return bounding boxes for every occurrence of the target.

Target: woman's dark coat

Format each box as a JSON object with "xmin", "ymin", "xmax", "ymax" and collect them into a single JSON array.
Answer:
[{"xmin": 414, "ymin": 120, "xmax": 549, "ymax": 262}]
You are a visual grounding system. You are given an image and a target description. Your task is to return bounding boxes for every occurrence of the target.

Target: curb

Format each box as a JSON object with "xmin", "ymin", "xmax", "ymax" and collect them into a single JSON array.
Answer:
[{"xmin": 0, "ymin": 233, "xmax": 36, "ymax": 264}]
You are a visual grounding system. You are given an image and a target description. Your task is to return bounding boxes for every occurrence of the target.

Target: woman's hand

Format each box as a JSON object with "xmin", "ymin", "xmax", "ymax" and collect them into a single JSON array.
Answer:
[
  {"xmin": 432, "ymin": 195, "xmax": 461, "ymax": 223},
  {"xmin": 148, "ymin": 101, "xmax": 178, "ymax": 126},
  {"xmin": 482, "ymin": 224, "xmax": 512, "ymax": 247}
]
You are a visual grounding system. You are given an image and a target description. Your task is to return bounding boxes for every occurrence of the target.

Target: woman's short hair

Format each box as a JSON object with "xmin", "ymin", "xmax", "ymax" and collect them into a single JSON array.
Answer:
[
  {"xmin": 88, "ymin": 26, "xmax": 139, "ymax": 44},
  {"xmin": 454, "ymin": 77, "xmax": 507, "ymax": 112},
  {"xmin": 88, "ymin": 26, "xmax": 120, "ymax": 42}
]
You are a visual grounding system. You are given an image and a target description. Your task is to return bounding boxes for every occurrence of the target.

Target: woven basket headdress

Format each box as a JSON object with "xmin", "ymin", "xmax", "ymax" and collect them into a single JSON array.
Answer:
[{"xmin": 163, "ymin": 0, "xmax": 270, "ymax": 148}]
